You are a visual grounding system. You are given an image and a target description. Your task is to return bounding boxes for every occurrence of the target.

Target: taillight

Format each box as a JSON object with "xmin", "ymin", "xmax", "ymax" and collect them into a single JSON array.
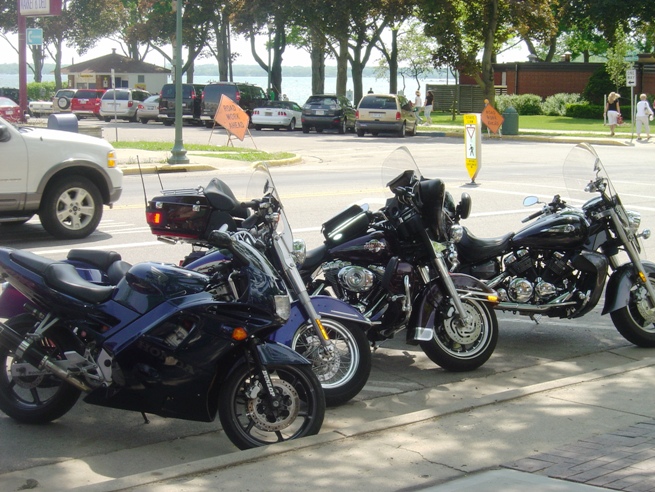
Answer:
[
  {"xmin": 146, "ymin": 211, "xmax": 162, "ymax": 225},
  {"xmin": 395, "ymin": 111, "xmax": 401, "ymax": 121},
  {"xmin": 253, "ymin": 109, "xmax": 259, "ymax": 115},
  {"xmin": 128, "ymin": 101, "xmax": 133, "ymax": 108},
  {"xmin": 235, "ymin": 90, "xmax": 241, "ymax": 101},
  {"xmin": 356, "ymin": 110, "xmax": 360, "ymax": 119}
]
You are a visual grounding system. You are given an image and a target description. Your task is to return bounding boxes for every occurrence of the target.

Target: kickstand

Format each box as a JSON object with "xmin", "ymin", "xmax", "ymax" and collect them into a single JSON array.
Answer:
[{"xmin": 141, "ymin": 412, "xmax": 150, "ymax": 424}]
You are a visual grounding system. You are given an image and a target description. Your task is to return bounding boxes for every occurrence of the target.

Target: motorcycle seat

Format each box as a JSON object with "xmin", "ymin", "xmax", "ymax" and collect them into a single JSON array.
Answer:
[
  {"xmin": 457, "ymin": 228, "xmax": 514, "ymax": 262},
  {"xmin": 301, "ymin": 244, "xmax": 328, "ymax": 273},
  {"xmin": 10, "ymin": 250, "xmax": 56, "ymax": 275},
  {"xmin": 67, "ymin": 249, "xmax": 122, "ymax": 271},
  {"xmin": 43, "ymin": 263, "xmax": 114, "ymax": 304},
  {"xmin": 204, "ymin": 178, "xmax": 248, "ymax": 219}
]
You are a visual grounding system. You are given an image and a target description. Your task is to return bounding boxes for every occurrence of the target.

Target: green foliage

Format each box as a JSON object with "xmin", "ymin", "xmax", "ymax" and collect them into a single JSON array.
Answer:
[
  {"xmin": 565, "ymin": 103, "xmax": 604, "ymax": 119},
  {"xmin": 605, "ymin": 28, "xmax": 632, "ymax": 89},
  {"xmin": 541, "ymin": 93, "xmax": 582, "ymax": 116},
  {"xmin": 27, "ymin": 81, "xmax": 57, "ymax": 101},
  {"xmin": 581, "ymin": 66, "xmax": 630, "ymax": 105},
  {"xmin": 495, "ymin": 94, "xmax": 543, "ymax": 115}
]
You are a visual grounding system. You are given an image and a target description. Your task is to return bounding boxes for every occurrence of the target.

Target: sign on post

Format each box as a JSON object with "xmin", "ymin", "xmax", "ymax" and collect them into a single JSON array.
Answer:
[
  {"xmin": 481, "ymin": 102, "xmax": 504, "ymax": 135},
  {"xmin": 626, "ymin": 69, "xmax": 637, "ymax": 87},
  {"xmin": 19, "ymin": 0, "xmax": 62, "ymax": 16},
  {"xmin": 463, "ymin": 114, "xmax": 482, "ymax": 184},
  {"xmin": 26, "ymin": 28, "xmax": 43, "ymax": 46}
]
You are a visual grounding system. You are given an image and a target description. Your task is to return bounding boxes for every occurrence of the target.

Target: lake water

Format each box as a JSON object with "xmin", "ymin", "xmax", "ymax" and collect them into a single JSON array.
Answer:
[{"xmin": 0, "ymin": 73, "xmax": 450, "ymax": 104}]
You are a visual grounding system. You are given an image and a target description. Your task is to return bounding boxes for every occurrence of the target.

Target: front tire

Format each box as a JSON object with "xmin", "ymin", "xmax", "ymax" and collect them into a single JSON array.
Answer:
[
  {"xmin": 338, "ymin": 119, "xmax": 346, "ymax": 134},
  {"xmin": 40, "ymin": 177, "xmax": 103, "ymax": 239},
  {"xmin": 287, "ymin": 118, "xmax": 296, "ymax": 131},
  {"xmin": 420, "ymin": 299, "xmax": 498, "ymax": 371},
  {"xmin": 218, "ymin": 363, "xmax": 325, "ymax": 450},
  {"xmin": 302, "ymin": 124, "xmax": 310, "ymax": 134},
  {"xmin": 291, "ymin": 319, "xmax": 371, "ymax": 407},
  {"xmin": 0, "ymin": 314, "xmax": 82, "ymax": 424},
  {"xmin": 610, "ymin": 271, "xmax": 655, "ymax": 347}
]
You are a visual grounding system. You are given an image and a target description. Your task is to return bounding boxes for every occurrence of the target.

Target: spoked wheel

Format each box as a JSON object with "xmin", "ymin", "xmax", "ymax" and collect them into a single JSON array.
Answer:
[
  {"xmin": 611, "ymin": 271, "xmax": 655, "ymax": 347},
  {"xmin": 420, "ymin": 299, "xmax": 498, "ymax": 371},
  {"xmin": 0, "ymin": 314, "xmax": 81, "ymax": 424},
  {"xmin": 218, "ymin": 363, "xmax": 325, "ymax": 450},
  {"xmin": 291, "ymin": 319, "xmax": 371, "ymax": 407}
]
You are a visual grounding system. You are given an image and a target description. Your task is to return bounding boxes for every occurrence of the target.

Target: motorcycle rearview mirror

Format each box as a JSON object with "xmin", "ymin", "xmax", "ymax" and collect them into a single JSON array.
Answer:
[
  {"xmin": 523, "ymin": 196, "xmax": 540, "ymax": 207},
  {"xmin": 457, "ymin": 193, "xmax": 472, "ymax": 220},
  {"xmin": 208, "ymin": 230, "xmax": 233, "ymax": 248}
]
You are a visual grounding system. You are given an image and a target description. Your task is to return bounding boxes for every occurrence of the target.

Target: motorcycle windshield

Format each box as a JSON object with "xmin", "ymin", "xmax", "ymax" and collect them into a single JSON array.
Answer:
[
  {"xmin": 563, "ymin": 143, "xmax": 652, "ymax": 259},
  {"xmin": 379, "ymin": 146, "xmax": 424, "ymax": 196},
  {"xmin": 246, "ymin": 162, "xmax": 294, "ymax": 254}
]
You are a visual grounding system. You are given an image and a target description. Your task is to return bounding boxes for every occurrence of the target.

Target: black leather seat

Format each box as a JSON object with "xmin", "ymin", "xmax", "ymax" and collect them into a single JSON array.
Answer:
[{"xmin": 43, "ymin": 263, "xmax": 114, "ymax": 304}]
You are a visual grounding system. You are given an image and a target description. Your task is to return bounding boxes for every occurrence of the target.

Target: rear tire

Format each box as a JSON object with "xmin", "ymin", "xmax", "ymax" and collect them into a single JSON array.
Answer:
[
  {"xmin": 397, "ymin": 123, "xmax": 406, "ymax": 138},
  {"xmin": 218, "ymin": 363, "xmax": 325, "ymax": 450},
  {"xmin": 302, "ymin": 125, "xmax": 310, "ymax": 134},
  {"xmin": 420, "ymin": 300, "xmax": 498, "ymax": 371},
  {"xmin": 338, "ymin": 119, "xmax": 346, "ymax": 134},
  {"xmin": 140, "ymin": 118, "xmax": 148, "ymax": 124},
  {"xmin": 291, "ymin": 319, "xmax": 371, "ymax": 406},
  {"xmin": 287, "ymin": 118, "xmax": 296, "ymax": 131},
  {"xmin": 357, "ymin": 129, "xmax": 365, "ymax": 137},
  {"xmin": 0, "ymin": 314, "xmax": 81, "ymax": 424}
]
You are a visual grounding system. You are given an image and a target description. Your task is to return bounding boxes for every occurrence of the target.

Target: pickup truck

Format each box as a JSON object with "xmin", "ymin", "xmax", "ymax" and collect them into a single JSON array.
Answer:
[
  {"xmin": 28, "ymin": 100, "xmax": 54, "ymax": 117},
  {"xmin": 0, "ymin": 116, "xmax": 123, "ymax": 239}
]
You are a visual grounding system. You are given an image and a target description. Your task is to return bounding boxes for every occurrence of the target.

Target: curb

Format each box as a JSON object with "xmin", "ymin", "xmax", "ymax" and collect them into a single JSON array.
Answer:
[
  {"xmin": 118, "ymin": 155, "xmax": 303, "ymax": 175},
  {"xmin": 66, "ymin": 357, "xmax": 655, "ymax": 492}
]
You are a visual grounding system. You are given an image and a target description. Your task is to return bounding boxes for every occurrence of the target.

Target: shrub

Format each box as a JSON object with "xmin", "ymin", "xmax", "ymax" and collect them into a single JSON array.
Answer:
[
  {"xmin": 541, "ymin": 93, "xmax": 582, "ymax": 116},
  {"xmin": 495, "ymin": 94, "xmax": 542, "ymax": 115},
  {"xmin": 27, "ymin": 81, "xmax": 57, "ymax": 101},
  {"xmin": 581, "ymin": 66, "xmax": 629, "ymax": 105},
  {"xmin": 565, "ymin": 103, "xmax": 604, "ymax": 119}
]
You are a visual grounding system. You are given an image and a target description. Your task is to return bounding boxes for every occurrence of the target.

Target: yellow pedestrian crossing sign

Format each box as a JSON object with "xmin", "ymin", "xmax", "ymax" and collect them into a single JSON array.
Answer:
[{"xmin": 463, "ymin": 113, "xmax": 482, "ymax": 183}]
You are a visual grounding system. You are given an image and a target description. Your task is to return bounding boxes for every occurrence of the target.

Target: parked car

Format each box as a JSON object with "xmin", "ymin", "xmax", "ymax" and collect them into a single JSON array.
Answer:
[
  {"xmin": 71, "ymin": 89, "xmax": 106, "ymax": 120},
  {"xmin": 100, "ymin": 88, "xmax": 151, "ymax": 122},
  {"xmin": 355, "ymin": 93, "xmax": 417, "ymax": 138},
  {"xmin": 52, "ymin": 88, "xmax": 76, "ymax": 113},
  {"xmin": 0, "ymin": 97, "xmax": 21, "ymax": 123},
  {"xmin": 0, "ymin": 115, "xmax": 123, "ymax": 239},
  {"xmin": 200, "ymin": 82, "xmax": 267, "ymax": 128},
  {"xmin": 158, "ymin": 83, "xmax": 205, "ymax": 126},
  {"xmin": 301, "ymin": 94, "xmax": 356, "ymax": 134},
  {"xmin": 251, "ymin": 100, "xmax": 303, "ymax": 131},
  {"xmin": 0, "ymin": 88, "xmax": 20, "ymax": 104},
  {"xmin": 137, "ymin": 95, "xmax": 161, "ymax": 124},
  {"xmin": 28, "ymin": 100, "xmax": 53, "ymax": 117}
]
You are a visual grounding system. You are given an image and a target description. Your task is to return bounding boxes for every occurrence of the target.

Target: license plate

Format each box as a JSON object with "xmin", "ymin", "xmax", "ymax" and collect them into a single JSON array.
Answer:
[
  {"xmin": 80, "ymin": 99, "xmax": 88, "ymax": 103},
  {"xmin": 265, "ymin": 111, "xmax": 273, "ymax": 116},
  {"xmin": 371, "ymin": 112, "xmax": 384, "ymax": 118},
  {"xmin": 315, "ymin": 110, "xmax": 325, "ymax": 115}
]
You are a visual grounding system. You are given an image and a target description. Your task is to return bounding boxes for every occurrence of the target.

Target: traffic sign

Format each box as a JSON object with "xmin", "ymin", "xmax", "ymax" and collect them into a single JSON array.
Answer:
[
  {"xmin": 26, "ymin": 28, "xmax": 43, "ymax": 46},
  {"xmin": 626, "ymin": 69, "xmax": 637, "ymax": 87}
]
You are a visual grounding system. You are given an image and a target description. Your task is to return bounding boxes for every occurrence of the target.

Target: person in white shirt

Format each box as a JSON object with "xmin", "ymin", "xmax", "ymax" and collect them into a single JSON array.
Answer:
[
  {"xmin": 414, "ymin": 90, "xmax": 424, "ymax": 124},
  {"xmin": 635, "ymin": 93, "xmax": 653, "ymax": 141}
]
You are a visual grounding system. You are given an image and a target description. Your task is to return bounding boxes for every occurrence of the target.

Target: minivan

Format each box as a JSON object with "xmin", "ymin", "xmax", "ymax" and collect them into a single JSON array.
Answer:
[
  {"xmin": 71, "ymin": 89, "xmax": 106, "ymax": 119},
  {"xmin": 158, "ymin": 83, "xmax": 205, "ymax": 126},
  {"xmin": 200, "ymin": 82, "xmax": 267, "ymax": 128},
  {"xmin": 355, "ymin": 93, "xmax": 417, "ymax": 137},
  {"xmin": 99, "ymin": 88, "xmax": 151, "ymax": 122}
]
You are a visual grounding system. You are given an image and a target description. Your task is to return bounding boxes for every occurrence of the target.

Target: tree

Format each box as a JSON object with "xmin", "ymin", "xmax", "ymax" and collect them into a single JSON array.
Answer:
[
  {"xmin": 605, "ymin": 27, "xmax": 632, "ymax": 90},
  {"xmin": 418, "ymin": 0, "xmax": 556, "ymax": 106}
]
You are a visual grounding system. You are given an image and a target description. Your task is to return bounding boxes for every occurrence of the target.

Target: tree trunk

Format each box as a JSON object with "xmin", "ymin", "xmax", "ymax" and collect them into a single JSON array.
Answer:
[
  {"xmin": 216, "ymin": 12, "xmax": 230, "ymax": 81},
  {"xmin": 30, "ymin": 45, "xmax": 44, "ymax": 83},
  {"xmin": 478, "ymin": 0, "xmax": 499, "ymax": 106},
  {"xmin": 310, "ymin": 27, "xmax": 325, "ymax": 95},
  {"xmin": 336, "ymin": 36, "xmax": 348, "ymax": 96},
  {"xmin": 53, "ymin": 38, "xmax": 63, "ymax": 89},
  {"xmin": 389, "ymin": 29, "xmax": 398, "ymax": 94}
]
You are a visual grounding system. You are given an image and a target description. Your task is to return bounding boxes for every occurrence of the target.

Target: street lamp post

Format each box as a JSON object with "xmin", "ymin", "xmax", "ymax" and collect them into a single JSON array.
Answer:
[{"xmin": 168, "ymin": 0, "xmax": 189, "ymax": 165}]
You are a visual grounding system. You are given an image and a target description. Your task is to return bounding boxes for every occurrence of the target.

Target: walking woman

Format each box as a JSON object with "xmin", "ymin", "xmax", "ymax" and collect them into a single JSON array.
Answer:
[{"xmin": 604, "ymin": 92, "xmax": 621, "ymax": 136}]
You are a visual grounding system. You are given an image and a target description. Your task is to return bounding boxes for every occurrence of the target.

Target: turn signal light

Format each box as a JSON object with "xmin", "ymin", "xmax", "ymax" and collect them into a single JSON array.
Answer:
[
  {"xmin": 231, "ymin": 327, "xmax": 248, "ymax": 341},
  {"xmin": 146, "ymin": 212, "xmax": 162, "ymax": 225}
]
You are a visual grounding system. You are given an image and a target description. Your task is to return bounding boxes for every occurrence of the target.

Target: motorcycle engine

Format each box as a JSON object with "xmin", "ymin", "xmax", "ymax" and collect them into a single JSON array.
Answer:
[
  {"xmin": 338, "ymin": 266, "xmax": 375, "ymax": 292},
  {"xmin": 502, "ymin": 249, "xmax": 572, "ymax": 303}
]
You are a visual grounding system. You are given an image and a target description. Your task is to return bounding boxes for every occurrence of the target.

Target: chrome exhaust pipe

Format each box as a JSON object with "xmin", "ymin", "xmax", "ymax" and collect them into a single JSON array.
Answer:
[{"xmin": 0, "ymin": 321, "xmax": 92, "ymax": 392}]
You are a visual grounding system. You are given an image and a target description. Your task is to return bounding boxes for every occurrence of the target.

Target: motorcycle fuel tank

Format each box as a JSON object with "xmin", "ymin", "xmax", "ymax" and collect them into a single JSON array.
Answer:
[
  {"xmin": 512, "ymin": 212, "xmax": 588, "ymax": 250},
  {"xmin": 327, "ymin": 231, "xmax": 392, "ymax": 264}
]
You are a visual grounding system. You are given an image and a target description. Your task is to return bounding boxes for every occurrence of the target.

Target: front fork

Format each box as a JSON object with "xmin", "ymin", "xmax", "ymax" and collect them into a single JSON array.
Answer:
[
  {"xmin": 429, "ymin": 240, "xmax": 471, "ymax": 323},
  {"xmin": 273, "ymin": 234, "xmax": 334, "ymax": 352}
]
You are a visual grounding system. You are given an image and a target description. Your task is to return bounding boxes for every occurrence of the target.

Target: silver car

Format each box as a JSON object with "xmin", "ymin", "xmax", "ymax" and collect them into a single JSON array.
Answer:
[
  {"xmin": 136, "ymin": 95, "xmax": 161, "ymax": 124},
  {"xmin": 252, "ymin": 100, "xmax": 303, "ymax": 131},
  {"xmin": 100, "ymin": 88, "xmax": 151, "ymax": 122}
]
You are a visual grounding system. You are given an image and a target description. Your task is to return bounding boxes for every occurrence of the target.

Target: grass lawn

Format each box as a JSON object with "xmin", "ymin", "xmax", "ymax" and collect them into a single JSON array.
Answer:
[
  {"xmin": 111, "ymin": 141, "xmax": 294, "ymax": 162},
  {"xmin": 427, "ymin": 113, "xmax": 633, "ymax": 135}
]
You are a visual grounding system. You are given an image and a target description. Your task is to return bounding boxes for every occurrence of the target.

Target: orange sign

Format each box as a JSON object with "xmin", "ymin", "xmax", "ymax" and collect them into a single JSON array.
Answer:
[
  {"xmin": 214, "ymin": 95, "xmax": 249, "ymax": 141},
  {"xmin": 481, "ymin": 104, "xmax": 504, "ymax": 134}
]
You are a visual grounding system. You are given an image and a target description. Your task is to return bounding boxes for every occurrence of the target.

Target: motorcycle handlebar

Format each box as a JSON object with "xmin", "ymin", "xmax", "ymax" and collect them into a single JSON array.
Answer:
[{"xmin": 521, "ymin": 209, "xmax": 544, "ymax": 223}]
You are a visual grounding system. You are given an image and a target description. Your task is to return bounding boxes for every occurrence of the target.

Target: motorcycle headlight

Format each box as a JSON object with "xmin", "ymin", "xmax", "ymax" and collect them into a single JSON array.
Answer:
[
  {"xmin": 292, "ymin": 239, "xmax": 306, "ymax": 267},
  {"xmin": 626, "ymin": 210, "xmax": 641, "ymax": 235},
  {"xmin": 450, "ymin": 224, "xmax": 464, "ymax": 243},
  {"xmin": 274, "ymin": 294, "xmax": 291, "ymax": 321}
]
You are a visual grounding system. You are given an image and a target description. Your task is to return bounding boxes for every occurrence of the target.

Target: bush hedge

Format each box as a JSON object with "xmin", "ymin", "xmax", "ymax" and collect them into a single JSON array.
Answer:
[
  {"xmin": 496, "ymin": 94, "xmax": 543, "ymax": 115},
  {"xmin": 542, "ymin": 93, "xmax": 582, "ymax": 116},
  {"xmin": 565, "ymin": 103, "xmax": 604, "ymax": 119}
]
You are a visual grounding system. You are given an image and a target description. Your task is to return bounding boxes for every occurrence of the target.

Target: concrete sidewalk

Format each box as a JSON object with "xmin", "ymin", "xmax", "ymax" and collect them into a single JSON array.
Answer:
[{"xmin": 26, "ymin": 355, "xmax": 648, "ymax": 492}]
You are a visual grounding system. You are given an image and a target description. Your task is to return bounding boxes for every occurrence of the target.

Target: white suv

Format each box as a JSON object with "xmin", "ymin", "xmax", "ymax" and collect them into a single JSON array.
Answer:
[
  {"xmin": 100, "ymin": 88, "xmax": 151, "ymax": 122},
  {"xmin": 0, "ymin": 116, "xmax": 123, "ymax": 239}
]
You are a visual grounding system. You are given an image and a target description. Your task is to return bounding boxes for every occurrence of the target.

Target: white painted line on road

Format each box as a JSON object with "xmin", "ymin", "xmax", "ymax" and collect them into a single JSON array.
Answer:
[{"xmin": 31, "ymin": 241, "xmax": 161, "ymax": 255}]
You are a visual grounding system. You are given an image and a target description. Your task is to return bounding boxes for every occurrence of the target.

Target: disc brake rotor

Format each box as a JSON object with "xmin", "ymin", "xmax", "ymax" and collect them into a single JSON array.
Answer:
[
  {"xmin": 10, "ymin": 360, "xmax": 47, "ymax": 389},
  {"xmin": 247, "ymin": 379, "xmax": 299, "ymax": 432},
  {"xmin": 299, "ymin": 335, "xmax": 341, "ymax": 382},
  {"xmin": 442, "ymin": 303, "xmax": 482, "ymax": 344}
]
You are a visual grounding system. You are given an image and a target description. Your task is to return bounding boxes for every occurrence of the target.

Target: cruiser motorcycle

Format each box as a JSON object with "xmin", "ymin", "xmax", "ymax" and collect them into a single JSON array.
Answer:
[
  {"xmin": 145, "ymin": 163, "xmax": 372, "ymax": 406},
  {"xmin": 299, "ymin": 147, "xmax": 500, "ymax": 372},
  {"xmin": 0, "ymin": 230, "xmax": 325, "ymax": 450},
  {"xmin": 453, "ymin": 143, "xmax": 655, "ymax": 346}
]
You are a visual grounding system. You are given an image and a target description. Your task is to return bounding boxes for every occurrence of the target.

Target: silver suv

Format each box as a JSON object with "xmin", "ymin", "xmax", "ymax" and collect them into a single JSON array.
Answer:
[
  {"xmin": 100, "ymin": 88, "xmax": 151, "ymax": 122},
  {"xmin": 355, "ymin": 93, "xmax": 417, "ymax": 137}
]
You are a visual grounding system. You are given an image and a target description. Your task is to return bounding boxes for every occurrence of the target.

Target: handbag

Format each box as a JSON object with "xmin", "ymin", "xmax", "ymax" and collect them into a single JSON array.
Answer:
[{"xmin": 617, "ymin": 114, "xmax": 624, "ymax": 125}]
